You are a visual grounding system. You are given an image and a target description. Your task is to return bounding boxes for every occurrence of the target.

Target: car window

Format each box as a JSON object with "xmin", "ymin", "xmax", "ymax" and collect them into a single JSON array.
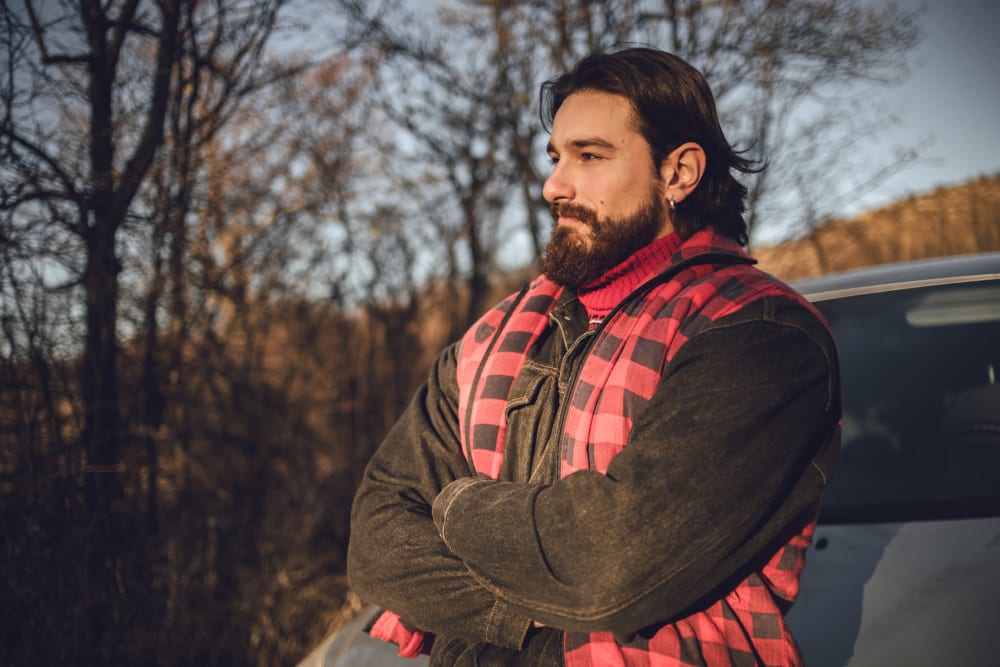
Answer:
[{"xmin": 811, "ymin": 279, "xmax": 1000, "ymax": 523}]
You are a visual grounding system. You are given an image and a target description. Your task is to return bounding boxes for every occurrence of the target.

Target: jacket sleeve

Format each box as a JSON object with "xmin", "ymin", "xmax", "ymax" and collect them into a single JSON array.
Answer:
[
  {"xmin": 346, "ymin": 343, "xmax": 534, "ymax": 650},
  {"xmin": 430, "ymin": 305, "xmax": 841, "ymax": 637}
]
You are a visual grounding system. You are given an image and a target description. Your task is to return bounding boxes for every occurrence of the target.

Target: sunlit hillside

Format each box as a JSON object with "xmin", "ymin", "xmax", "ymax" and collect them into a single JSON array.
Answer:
[{"xmin": 754, "ymin": 174, "xmax": 1000, "ymax": 281}]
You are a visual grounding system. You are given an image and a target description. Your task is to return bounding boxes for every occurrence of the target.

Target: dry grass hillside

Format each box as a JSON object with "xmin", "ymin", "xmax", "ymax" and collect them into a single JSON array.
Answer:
[{"xmin": 753, "ymin": 174, "xmax": 1000, "ymax": 282}]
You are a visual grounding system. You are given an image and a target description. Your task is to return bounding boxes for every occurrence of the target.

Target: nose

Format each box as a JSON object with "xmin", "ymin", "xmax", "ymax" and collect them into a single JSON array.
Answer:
[{"xmin": 542, "ymin": 162, "xmax": 573, "ymax": 204}]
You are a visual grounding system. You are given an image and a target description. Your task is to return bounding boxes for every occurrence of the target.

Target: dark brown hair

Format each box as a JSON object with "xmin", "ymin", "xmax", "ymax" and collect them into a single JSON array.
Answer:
[{"xmin": 540, "ymin": 47, "xmax": 759, "ymax": 245}]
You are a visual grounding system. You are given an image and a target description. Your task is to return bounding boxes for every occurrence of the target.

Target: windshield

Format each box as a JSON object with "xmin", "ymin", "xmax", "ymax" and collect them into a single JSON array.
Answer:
[{"xmin": 812, "ymin": 279, "xmax": 1000, "ymax": 523}]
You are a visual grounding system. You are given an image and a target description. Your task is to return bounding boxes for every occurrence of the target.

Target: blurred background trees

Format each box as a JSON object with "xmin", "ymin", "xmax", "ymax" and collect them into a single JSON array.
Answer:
[{"xmin": 0, "ymin": 0, "xmax": 958, "ymax": 663}]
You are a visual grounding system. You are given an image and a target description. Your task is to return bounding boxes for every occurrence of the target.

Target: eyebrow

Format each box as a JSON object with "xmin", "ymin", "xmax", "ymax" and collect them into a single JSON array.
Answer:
[{"xmin": 546, "ymin": 137, "xmax": 618, "ymax": 154}]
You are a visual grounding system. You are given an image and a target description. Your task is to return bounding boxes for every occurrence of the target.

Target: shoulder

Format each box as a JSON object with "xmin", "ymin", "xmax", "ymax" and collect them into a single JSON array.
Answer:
[
  {"xmin": 667, "ymin": 264, "xmax": 838, "ymax": 370},
  {"xmin": 699, "ymin": 290, "xmax": 835, "ymax": 351},
  {"xmin": 683, "ymin": 296, "xmax": 840, "ymax": 404},
  {"xmin": 688, "ymin": 262, "xmax": 829, "ymax": 327}
]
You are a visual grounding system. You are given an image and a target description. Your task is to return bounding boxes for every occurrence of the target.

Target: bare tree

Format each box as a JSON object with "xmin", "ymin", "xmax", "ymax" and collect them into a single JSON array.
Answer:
[
  {"xmin": 0, "ymin": 0, "xmax": 301, "ymax": 661},
  {"xmin": 2, "ymin": 3, "xmax": 186, "ymax": 656},
  {"xmin": 9, "ymin": 0, "xmax": 180, "ymax": 510},
  {"xmin": 328, "ymin": 0, "xmax": 924, "ymax": 305},
  {"xmin": 137, "ymin": 52, "xmax": 396, "ymax": 664},
  {"xmin": 330, "ymin": 0, "xmax": 534, "ymax": 329}
]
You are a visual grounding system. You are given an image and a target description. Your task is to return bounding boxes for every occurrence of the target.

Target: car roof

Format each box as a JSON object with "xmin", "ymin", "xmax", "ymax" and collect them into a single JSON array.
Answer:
[{"xmin": 789, "ymin": 252, "xmax": 1000, "ymax": 302}]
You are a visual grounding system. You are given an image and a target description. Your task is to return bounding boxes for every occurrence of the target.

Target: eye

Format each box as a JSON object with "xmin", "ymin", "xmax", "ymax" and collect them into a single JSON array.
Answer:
[
  {"xmin": 547, "ymin": 154, "xmax": 560, "ymax": 165},
  {"xmin": 581, "ymin": 152, "xmax": 602, "ymax": 161}
]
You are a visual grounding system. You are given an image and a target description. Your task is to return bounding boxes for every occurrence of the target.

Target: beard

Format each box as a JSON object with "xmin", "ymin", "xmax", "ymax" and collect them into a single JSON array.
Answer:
[{"xmin": 542, "ymin": 188, "xmax": 666, "ymax": 289}]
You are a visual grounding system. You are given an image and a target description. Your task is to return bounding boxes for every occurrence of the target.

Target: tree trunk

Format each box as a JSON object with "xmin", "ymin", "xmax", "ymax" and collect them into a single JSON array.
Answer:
[
  {"xmin": 82, "ymin": 224, "xmax": 122, "ymax": 507},
  {"xmin": 81, "ymin": 8, "xmax": 122, "ymax": 507}
]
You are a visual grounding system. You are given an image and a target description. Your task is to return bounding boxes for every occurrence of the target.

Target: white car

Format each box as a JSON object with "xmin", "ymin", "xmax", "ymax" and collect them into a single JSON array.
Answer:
[
  {"xmin": 302, "ymin": 252, "xmax": 1000, "ymax": 666},
  {"xmin": 787, "ymin": 251, "xmax": 1000, "ymax": 666}
]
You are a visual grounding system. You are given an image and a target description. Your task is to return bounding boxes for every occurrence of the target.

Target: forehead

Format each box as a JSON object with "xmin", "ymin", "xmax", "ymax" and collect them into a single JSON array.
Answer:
[{"xmin": 549, "ymin": 90, "xmax": 641, "ymax": 147}]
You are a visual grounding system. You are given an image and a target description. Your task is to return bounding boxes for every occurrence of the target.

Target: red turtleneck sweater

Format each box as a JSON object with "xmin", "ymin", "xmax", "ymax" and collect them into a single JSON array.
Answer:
[{"xmin": 577, "ymin": 233, "xmax": 682, "ymax": 325}]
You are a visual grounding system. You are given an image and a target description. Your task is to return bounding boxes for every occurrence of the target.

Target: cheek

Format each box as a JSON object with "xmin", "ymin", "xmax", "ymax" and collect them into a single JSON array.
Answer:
[{"xmin": 584, "ymin": 169, "xmax": 646, "ymax": 214}]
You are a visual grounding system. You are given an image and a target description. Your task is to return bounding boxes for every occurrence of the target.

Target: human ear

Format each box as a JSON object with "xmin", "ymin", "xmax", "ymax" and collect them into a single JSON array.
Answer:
[{"xmin": 659, "ymin": 142, "xmax": 706, "ymax": 206}]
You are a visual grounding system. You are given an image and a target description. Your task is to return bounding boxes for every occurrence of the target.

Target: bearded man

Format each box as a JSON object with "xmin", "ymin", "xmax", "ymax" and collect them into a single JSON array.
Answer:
[{"xmin": 347, "ymin": 47, "xmax": 841, "ymax": 666}]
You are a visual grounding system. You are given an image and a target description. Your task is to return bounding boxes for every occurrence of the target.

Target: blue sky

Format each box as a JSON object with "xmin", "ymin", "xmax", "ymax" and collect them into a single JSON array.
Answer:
[{"xmin": 853, "ymin": 0, "xmax": 1000, "ymax": 213}]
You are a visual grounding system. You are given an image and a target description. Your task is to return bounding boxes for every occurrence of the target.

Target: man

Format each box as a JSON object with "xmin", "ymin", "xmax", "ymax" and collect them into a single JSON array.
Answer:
[{"xmin": 347, "ymin": 47, "xmax": 840, "ymax": 666}]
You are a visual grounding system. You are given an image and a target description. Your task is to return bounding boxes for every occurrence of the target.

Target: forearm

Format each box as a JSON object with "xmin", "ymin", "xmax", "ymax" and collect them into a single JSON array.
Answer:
[
  {"xmin": 431, "ymin": 316, "xmax": 840, "ymax": 635},
  {"xmin": 346, "ymin": 345, "xmax": 533, "ymax": 649},
  {"xmin": 348, "ymin": 470, "xmax": 531, "ymax": 648}
]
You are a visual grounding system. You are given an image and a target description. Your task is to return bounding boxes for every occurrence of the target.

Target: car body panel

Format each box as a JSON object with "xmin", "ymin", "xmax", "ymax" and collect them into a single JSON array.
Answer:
[
  {"xmin": 790, "ymin": 252, "xmax": 1000, "ymax": 299},
  {"xmin": 297, "ymin": 607, "xmax": 429, "ymax": 667},
  {"xmin": 787, "ymin": 517, "xmax": 1000, "ymax": 667}
]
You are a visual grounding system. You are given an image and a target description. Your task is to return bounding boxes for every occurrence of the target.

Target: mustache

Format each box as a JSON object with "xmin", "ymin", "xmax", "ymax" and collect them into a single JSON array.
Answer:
[{"xmin": 550, "ymin": 201, "xmax": 598, "ymax": 226}]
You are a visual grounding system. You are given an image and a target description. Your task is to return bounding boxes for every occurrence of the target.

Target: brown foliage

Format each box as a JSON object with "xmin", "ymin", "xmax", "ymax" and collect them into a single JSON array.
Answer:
[
  {"xmin": 0, "ymin": 290, "xmax": 429, "ymax": 664},
  {"xmin": 754, "ymin": 175, "xmax": 1000, "ymax": 281}
]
